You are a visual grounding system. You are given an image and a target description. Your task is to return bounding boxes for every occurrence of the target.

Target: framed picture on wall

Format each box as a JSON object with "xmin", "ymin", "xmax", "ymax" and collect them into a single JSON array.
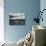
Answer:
[{"xmin": 9, "ymin": 13, "xmax": 26, "ymax": 25}]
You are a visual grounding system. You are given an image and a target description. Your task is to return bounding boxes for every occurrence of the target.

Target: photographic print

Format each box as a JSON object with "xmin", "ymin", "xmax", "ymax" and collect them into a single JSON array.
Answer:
[{"xmin": 9, "ymin": 13, "xmax": 25, "ymax": 25}]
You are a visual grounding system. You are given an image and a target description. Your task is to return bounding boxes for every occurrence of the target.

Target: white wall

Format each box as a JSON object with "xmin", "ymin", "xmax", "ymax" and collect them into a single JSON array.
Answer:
[{"xmin": 0, "ymin": 0, "xmax": 4, "ymax": 42}]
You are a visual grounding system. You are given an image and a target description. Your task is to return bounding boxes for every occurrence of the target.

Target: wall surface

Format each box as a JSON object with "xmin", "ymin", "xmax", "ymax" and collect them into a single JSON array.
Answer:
[
  {"xmin": 4, "ymin": 0, "xmax": 40, "ymax": 42},
  {"xmin": 40, "ymin": 0, "xmax": 46, "ymax": 27},
  {"xmin": 0, "ymin": 0, "xmax": 4, "ymax": 42}
]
